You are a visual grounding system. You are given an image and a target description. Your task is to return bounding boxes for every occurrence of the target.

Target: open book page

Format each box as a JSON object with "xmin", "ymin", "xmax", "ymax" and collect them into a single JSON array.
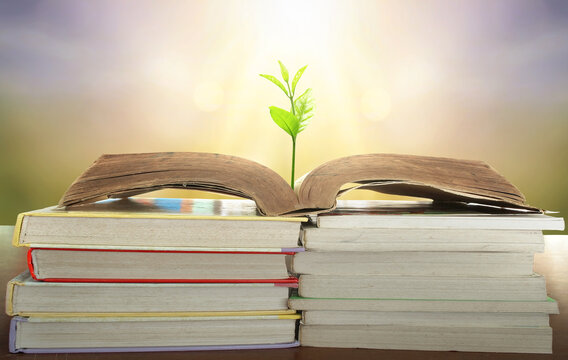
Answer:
[
  {"xmin": 59, "ymin": 152, "xmax": 300, "ymax": 216},
  {"xmin": 59, "ymin": 152, "xmax": 538, "ymax": 216},
  {"xmin": 296, "ymin": 154, "xmax": 537, "ymax": 213}
]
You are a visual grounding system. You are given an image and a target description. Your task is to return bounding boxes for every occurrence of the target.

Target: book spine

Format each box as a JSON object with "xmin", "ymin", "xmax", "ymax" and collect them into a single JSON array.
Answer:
[
  {"xmin": 5, "ymin": 279, "xmax": 17, "ymax": 316},
  {"xmin": 27, "ymin": 249, "xmax": 38, "ymax": 281},
  {"xmin": 9, "ymin": 316, "xmax": 25, "ymax": 353},
  {"xmin": 12, "ymin": 213, "xmax": 26, "ymax": 247}
]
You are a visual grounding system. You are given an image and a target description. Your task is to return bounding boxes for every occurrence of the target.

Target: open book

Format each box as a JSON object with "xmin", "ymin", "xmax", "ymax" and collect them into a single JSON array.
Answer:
[{"xmin": 59, "ymin": 152, "xmax": 538, "ymax": 216}]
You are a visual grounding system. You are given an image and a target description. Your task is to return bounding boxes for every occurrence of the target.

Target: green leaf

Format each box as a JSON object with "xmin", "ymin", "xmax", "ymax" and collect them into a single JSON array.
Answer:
[
  {"xmin": 291, "ymin": 65, "xmax": 308, "ymax": 96},
  {"xmin": 259, "ymin": 74, "xmax": 289, "ymax": 96},
  {"xmin": 293, "ymin": 88, "xmax": 315, "ymax": 133},
  {"xmin": 269, "ymin": 106, "xmax": 299, "ymax": 139},
  {"xmin": 278, "ymin": 60, "xmax": 289, "ymax": 83}
]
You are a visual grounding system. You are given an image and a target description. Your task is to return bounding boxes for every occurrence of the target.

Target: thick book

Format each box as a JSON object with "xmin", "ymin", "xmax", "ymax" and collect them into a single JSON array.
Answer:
[
  {"xmin": 6, "ymin": 272, "xmax": 296, "ymax": 316},
  {"xmin": 288, "ymin": 295, "xmax": 560, "ymax": 313},
  {"xmin": 13, "ymin": 198, "xmax": 305, "ymax": 250},
  {"xmin": 311, "ymin": 200, "xmax": 564, "ymax": 229},
  {"xmin": 301, "ymin": 226, "xmax": 548, "ymax": 252},
  {"xmin": 28, "ymin": 248, "xmax": 297, "ymax": 282},
  {"xmin": 57, "ymin": 152, "xmax": 540, "ymax": 215},
  {"xmin": 10, "ymin": 315, "xmax": 300, "ymax": 353},
  {"xmin": 301, "ymin": 310, "xmax": 551, "ymax": 327},
  {"xmin": 301, "ymin": 200, "xmax": 563, "ymax": 252},
  {"xmin": 299, "ymin": 324, "xmax": 552, "ymax": 353},
  {"xmin": 291, "ymin": 251, "xmax": 536, "ymax": 276},
  {"xmin": 297, "ymin": 274, "xmax": 548, "ymax": 301}
]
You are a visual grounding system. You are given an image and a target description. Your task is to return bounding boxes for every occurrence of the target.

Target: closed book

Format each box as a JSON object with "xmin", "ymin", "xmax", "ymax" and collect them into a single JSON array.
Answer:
[
  {"xmin": 28, "ymin": 248, "xmax": 297, "ymax": 282},
  {"xmin": 14, "ymin": 198, "xmax": 305, "ymax": 250},
  {"xmin": 302, "ymin": 226, "xmax": 546, "ymax": 253},
  {"xmin": 299, "ymin": 324, "xmax": 553, "ymax": 353},
  {"xmin": 291, "ymin": 251, "xmax": 535, "ymax": 276},
  {"xmin": 298, "ymin": 274, "xmax": 548, "ymax": 301},
  {"xmin": 288, "ymin": 295, "xmax": 560, "ymax": 313},
  {"xmin": 301, "ymin": 310, "xmax": 551, "ymax": 327},
  {"xmin": 6, "ymin": 272, "xmax": 295, "ymax": 316},
  {"xmin": 10, "ymin": 315, "xmax": 300, "ymax": 353},
  {"xmin": 313, "ymin": 200, "xmax": 564, "ymax": 230}
]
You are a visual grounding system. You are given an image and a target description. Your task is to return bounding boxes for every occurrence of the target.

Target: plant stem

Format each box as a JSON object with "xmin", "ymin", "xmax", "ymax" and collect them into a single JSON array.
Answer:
[
  {"xmin": 289, "ymin": 97, "xmax": 295, "ymax": 115},
  {"xmin": 287, "ymin": 83, "xmax": 295, "ymax": 115},
  {"xmin": 291, "ymin": 137, "xmax": 296, "ymax": 189},
  {"xmin": 287, "ymin": 80, "xmax": 296, "ymax": 189}
]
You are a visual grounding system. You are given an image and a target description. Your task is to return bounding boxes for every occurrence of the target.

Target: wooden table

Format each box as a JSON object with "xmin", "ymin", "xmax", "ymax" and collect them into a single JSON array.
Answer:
[{"xmin": 1, "ymin": 226, "xmax": 566, "ymax": 359}]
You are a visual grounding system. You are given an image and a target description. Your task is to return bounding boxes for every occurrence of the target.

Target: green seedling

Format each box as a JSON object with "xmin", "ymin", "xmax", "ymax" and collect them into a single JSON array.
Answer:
[{"xmin": 260, "ymin": 61, "xmax": 314, "ymax": 189}]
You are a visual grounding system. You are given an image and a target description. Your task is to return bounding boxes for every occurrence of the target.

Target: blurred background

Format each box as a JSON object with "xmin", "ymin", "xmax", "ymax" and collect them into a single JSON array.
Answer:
[{"xmin": 0, "ymin": 0, "xmax": 566, "ymax": 230}]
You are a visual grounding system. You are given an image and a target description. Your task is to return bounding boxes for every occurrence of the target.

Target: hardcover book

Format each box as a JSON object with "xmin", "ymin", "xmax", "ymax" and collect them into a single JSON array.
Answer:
[
  {"xmin": 10, "ymin": 314, "xmax": 300, "ymax": 353},
  {"xmin": 27, "ymin": 248, "xmax": 297, "ymax": 282},
  {"xmin": 14, "ymin": 198, "xmax": 305, "ymax": 250},
  {"xmin": 6, "ymin": 272, "xmax": 296, "ymax": 316}
]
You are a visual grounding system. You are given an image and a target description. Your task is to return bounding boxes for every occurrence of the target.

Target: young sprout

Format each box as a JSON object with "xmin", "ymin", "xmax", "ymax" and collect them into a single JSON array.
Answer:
[{"xmin": 260, "ymin": 61, "xmax": 314, "ymax": 189}]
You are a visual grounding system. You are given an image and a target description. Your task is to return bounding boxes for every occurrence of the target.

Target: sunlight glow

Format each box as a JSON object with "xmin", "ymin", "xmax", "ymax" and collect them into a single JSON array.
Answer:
[
  {"xmin": 395, "ymin": 59, "xmax": 440, "ymax": 99},
  {"xmin": 360, "ymin": 88, "xmax": 392, "ymax": 122},
  {"xmin": 193, "ymin": 81, "xmax": 224, "ymax": 112},
  {"xmin": 252, "ymin": 0, "xmax": 338, "ymax": 54},
  {"xmin": 142, "ymin": 56, "xmax": 191, "ymax": 92}
]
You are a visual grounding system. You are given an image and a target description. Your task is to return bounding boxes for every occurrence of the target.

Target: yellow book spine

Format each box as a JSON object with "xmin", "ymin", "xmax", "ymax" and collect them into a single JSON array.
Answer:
[
  {"xmin": 12, "ymin": 213, "xmax": 26, "ymax": 247},
  {"xmin": 5, "ymin": 278, "xmax": 21, "ymax": 316},
  {"xmin": 277, "ymin": 314, "xmax": 302, "ymax": 320}
]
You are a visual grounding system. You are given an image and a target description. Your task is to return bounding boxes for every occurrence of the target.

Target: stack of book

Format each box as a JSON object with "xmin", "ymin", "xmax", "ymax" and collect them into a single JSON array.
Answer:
[
  {"xmin": 289, "ymin": 200, "xmax": 565, "ymax": 353},
  {"xmin": 7, "ymin": 197, "xmax": 304, "ymax": 353},
  {"xmin": 6, "ymin": 151, "xmax": 564, "ymax": 354}
]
